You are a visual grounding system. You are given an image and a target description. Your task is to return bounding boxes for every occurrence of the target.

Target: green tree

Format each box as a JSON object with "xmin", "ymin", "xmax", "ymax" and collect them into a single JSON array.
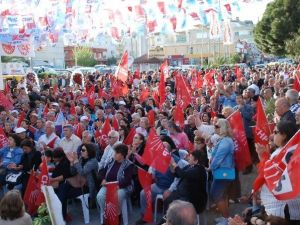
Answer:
[
  {"xmin": 73, "ymin": 46, "xmax": 97, "ymax": 67},
  {"xmin": 106, "ymin": 56, "xmax": 117, "ymax": 65},
  {"xmin": 229, "ymin": 53, "xmax": 241, "ymax": 64},
  {"xmin": 254, "ymin": 0, "xmax": 300, "ymax": 57}
]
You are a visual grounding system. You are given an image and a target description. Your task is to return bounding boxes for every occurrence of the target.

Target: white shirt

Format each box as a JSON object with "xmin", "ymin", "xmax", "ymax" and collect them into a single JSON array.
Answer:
[
  {"xmin": 59, "ymin": 134, "xmax": 82, "ymax": 154},
  {"xmin": 98, "ymin": 141, "xmax": 121, "ymax": 170},
  {"xmin": 37, "ymin": 133, "xmax": 60, "ymax": 152}
]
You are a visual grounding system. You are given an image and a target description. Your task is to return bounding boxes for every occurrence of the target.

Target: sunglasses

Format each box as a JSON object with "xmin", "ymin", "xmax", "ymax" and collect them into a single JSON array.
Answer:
[{"xmin": 214, "ymin": 125, "xmax": 220, "ymax": 129}]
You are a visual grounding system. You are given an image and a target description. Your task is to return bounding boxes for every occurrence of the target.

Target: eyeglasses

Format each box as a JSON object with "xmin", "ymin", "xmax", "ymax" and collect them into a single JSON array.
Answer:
[
  {"xmin": 273, "ymin": 130, "xmax": 279, "ymax": 134},
  {"xmin": 214, "ymin": 125, "xmax": 220, "ymax": 129}
]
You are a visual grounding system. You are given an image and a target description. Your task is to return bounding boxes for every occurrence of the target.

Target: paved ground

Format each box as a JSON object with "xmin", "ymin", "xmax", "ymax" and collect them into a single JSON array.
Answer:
[{"xmin": 68, "ymin": 170, "xmax": 256, "ymax": 225}]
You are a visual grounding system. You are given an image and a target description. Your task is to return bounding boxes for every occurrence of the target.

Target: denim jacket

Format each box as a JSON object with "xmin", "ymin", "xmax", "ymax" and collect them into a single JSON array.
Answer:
[
  {"xmin": 0, "ymin": 146, "xmax": 23, "ymax": 168},
  {"xmin": 210, "ymin": 137, "xmax": 235, "ymax": 171}
]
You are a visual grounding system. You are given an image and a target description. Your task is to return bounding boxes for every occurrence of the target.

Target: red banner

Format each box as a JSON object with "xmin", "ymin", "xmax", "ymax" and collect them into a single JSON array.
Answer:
[
  {"xmin": 123, "ymin": 128, "xmax": 136, "ymax": 145},
  {"xmin": 104, "ymin": 182, "xmax": 120, "ymax": 225},
  {"xmin": 141, "ymin": 128, "xmax": 171, "ymax": 173},
  {"xmin": 175, "ymin": 74, "xmax": 192, "ymax": 110},
  {"xmin": 138, "ymin": 168, "xmax": 153, "ymax": 223},
  {"xmin": 227, "ymin": 110, "xmax": 252, "ymax": 171}
]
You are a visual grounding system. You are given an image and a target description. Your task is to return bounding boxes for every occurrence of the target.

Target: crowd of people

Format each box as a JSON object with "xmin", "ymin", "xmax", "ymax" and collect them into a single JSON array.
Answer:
[{"xmin": 0, "ymin": 62, "xmax": 299, "ymax": 225}]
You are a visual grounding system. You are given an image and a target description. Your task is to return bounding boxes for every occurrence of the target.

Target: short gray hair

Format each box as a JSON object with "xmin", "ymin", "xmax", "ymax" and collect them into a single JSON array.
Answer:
[
  {"xmin": 285, "ymin": 89, "xmax": 299, "ymax": 103},
  {"xmin": 217, "ymin": 118, "xmax": 232, "ymax": 137},
  {"xmin": 166, "ymin": 200, "xmax": 197, "ymax": 225},
  {"xmin": 45, "ymin": 121, "xmax": 55, "ymax": 129},
  {"xmin": 108, "ymin": 130, "xmax": 119, "ymax": 140}
]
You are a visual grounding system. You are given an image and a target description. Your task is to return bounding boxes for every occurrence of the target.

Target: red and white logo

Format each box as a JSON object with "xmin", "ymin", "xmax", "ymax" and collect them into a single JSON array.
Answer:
[{"xmin": 2, "ymin": 44, "xmax": 15, "ymax": 55}]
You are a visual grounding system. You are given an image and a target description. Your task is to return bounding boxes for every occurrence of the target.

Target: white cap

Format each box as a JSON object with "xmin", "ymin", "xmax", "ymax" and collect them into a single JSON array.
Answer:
[
  {"xmin": 51, "ymin": 102, "xmax": 59, "ymax": 107},
  {"xmin": 15, "ymin": 127, "xmax": 26, "ymax": 134},
  {"xmin": 118, "ymin": 100, "xmax": 126, "ymax": 106},
  {"xmin": 80, "ymin": 115, "xmax": 89, "ymax": 122},
  {"xmin": 10, "ymin": 110, "xmax": 19, "ymax": 115}
]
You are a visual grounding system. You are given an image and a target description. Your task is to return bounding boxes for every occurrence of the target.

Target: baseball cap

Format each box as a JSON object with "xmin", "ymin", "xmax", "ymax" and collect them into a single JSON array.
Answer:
[{"xmin": 15, "ymin": 127, "xmax": 26, "ymax": 134}]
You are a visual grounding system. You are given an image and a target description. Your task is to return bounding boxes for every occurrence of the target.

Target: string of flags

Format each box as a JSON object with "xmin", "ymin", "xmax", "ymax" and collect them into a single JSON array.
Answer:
[{"xmin": 0, "ymin": 0, "xmax": 264, "ymax": 50}]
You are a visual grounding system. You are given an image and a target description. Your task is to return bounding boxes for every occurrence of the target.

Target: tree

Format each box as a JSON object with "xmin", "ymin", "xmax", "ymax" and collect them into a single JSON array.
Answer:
[
  {"xmin": 254, "ymin": 0, "xmax": 300, "ymax": 57},
  {"xmin": 229, "ymin": 53, "xmax": 241, "ymax": 64},
  {"xmin": 106, "ymin": 56, "xmax": 117, "ymax": 65},
  {"xmin": 72, "ymin": 46, "xmax": 97, "ymax": 67}
]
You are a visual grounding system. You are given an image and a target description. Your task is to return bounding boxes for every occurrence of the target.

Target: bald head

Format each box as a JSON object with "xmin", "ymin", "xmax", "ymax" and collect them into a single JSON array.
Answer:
[{"xmin": 275, "ymin": 97, "xmax": 290, "ymax": 116}]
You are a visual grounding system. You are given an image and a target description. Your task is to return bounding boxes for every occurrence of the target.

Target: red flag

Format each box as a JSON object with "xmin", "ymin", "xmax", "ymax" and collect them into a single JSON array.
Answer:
[
  {"xmin": 159, "ymin": 60, "xmax": 167, "ymax": 108},
  {"xmin": 147, "ymin": 110, "xmax": 155, "ymax": 127},
  {"xmin": 17, "ymin": 111, "xmax": 26, "ymax": 127},
  {"xmin": 0, "ymin": 127, "xmax": 8, "ymax": 148},
  {"xmin": 227, "ymin": 110, "xmax": 252, "ymax": 171},
  {"xmin": 38, "ymin": 158, "xmax": 49, "ymax": 187},
  {"xmin": 153, "ymin": 91, "xmax": 160, "ymax": 106},
  {"xmin": 296, "ymin": 64, "xmax": 300, "ymax": 71},
  {"xmin": 192, "ymin": 71, "xmax": 203, "ymax": 90},
  {"xmin": 112, "ymin": 116, "xmax": 119, "ymax": 131},
  {"xmin": 101, "ymin": 118, "xmax": 112, "ymax": 148},
  {"xmin": 104, "ymin": 182, "xmax": 119, "ymax": 225},
  {"xmin": 264, "ymin": 131, "xmax": 300, "ymax": 200},
  {"xmin": 75, "ymin": 123, "xmax": 84, "ymax": 139},
  {"xmin": 204, "ymin": 70, "xmax": 215, "ymax": 86},
  {"xmin": 141, "ymin": 129, "xmax": 171, "ymax": 173},
  {"xmin": 123, "ymin": 128, "xmax": 136, "ymax": 145},
  {"xmin": 87, "ymin": 85, "xmax": 95, "ymax": 108},
  {"xmin": 23, "ymin": 172, "xmax": 40, "ymax": 215},
  {"xmin": 173, "ymin": 105, "xmax": 185, "ymax": 128},
  {"xmin": 70, "ymin": 103, "xmax": 76, "ymax": 116},
  {"xmin": 0, "ymin": 91, "xmax": 13, "ymax": 110},
  {"xmin": 98, "ymin": 89, "xmax": 111, "ymax": 100},
  {"xmin": 134, "ymin": 69, "xmax": 141, "ymax": 79},
  {"xmin": 293, "ymin": 76, "xmax": 300, "ymax": 92},
  {"xmin": 235, "ymin": 67, "xmax": 243, "ymax": 80},
  {"xmin": 43, "ymin": 104, "xmax": 49, "ymax": 117},
  {"xmin": 175, "ymin": 74, "xmax": 192, "ymax": 109},
  {"xmin": 115, "ymin": 50, "xmax": 128, "ymax": 82},
  {"xmin": 254, "ymin": 97, "xmax": 271, "ymax": 147},
  {"xmin": 121, "ymin": 84, "xmax": 129, "ymax": 96},
  {"xmin": 53, "ymin": 84, "xmax": 59, "ymax": 93},
  {"xmin": 4, "ymin": 82, "xmax": 10, "ymax": 95},
  {"xmin": 138, "ymin": 168, "xmax": 153, "ymax": 223},
  {"xmin": 139, "ymin": 88, "xmax": 150, "ymax": 103}
]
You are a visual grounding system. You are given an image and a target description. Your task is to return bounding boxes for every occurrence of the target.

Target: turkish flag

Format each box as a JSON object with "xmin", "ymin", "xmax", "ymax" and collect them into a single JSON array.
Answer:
[
  {"xmin": 104, "ymin": 182, "xmax": 120, "ymax": 225},
  {"xmin": 112, "ymin": 116, "xmax": 119, "ymax": 131},
  {"xmin": 293, "ymin": 76, "xmax": 300, "ymax": 92},
  {"xmin": 227, "ymin": 110, "xmax": 252, "ymax": 171},
  {"xmin": 235, "ymin": 67, "xmax": 243, "ymax": 80},
  {"xmin": 138, "ymin": 168, "xmax": 153, "ymax": 223},
  {"xmin": 115, "ymin": 50, "xmax": 128, "ymax": 82},
  {"xmin": 204, "ymin": 70, "xmax": 215, "ymax": 86},
  {"xmin": 254, "ymin": 97, "xmax": 271, "ymax": 147},
  {"xmin": 173, "ymin": 105, "xmax": 185, "ymax": 128},
  {"xmin": 141, "ymin": 129, "xmax": 171, "ymax": 173},
  {"xmin": 101, "ymin": 118, "xmax": 112, "ymax": 148},
  {"xmin": 123, "ymin": 128, "xmax": 136, "ymax": 145},
  {"xmin": 0, "ymin": 127, "xmax": 8, "ymax": 148},
  {"xmin": 17, "ymin": 111, "xmax": 26, "ymax": 128},
  {"xmin": 147, "ymin": 110, "xmax": 155, "ymax": 127},
  {"xmin": 0, "ymin": 91, "xmax": 13, "ymax": 110},
  {"xmin": 264, "ymin": 131, "xmax": 300, "ymax": 200},
  {"xmin": 175, "ymin": 74, "xmax": 192, "ymax": 110},
  {"xmin": 87, "ymin": 85, "xmax": 95, "ymax": 108}
]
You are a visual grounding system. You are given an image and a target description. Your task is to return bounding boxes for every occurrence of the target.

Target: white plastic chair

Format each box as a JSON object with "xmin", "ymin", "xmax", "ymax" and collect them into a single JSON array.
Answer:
[
  {"xmin": 154, "ymin": 194, "xmax": 164, "ymax": 224},
  {"xmin": 76, "ymin": 193, "xmax": 90, "ymax": 224}
]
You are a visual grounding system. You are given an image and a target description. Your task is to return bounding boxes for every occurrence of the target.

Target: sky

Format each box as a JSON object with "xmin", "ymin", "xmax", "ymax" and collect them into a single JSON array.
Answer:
[{"xmin": 235, "ymin": 0, "xmax": 273, "ymax": 23}]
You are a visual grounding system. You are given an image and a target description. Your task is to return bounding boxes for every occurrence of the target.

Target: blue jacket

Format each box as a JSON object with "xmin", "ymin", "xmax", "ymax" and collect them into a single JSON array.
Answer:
[
  {"xmin": 0, "ymin": 146, "xmax": 23, "ymax": 168},
  {"xmin": 210, "ymin": 137, "xmax": 235, "ymax": 171},
  {"xmin": 154, "ymin": 168, "xmax": 174, "ymax": 190},
  {"xmin": 234, "ymin": 104, "xmax": 254, "ymax": 138},
  {"xmin": 219, "ymin": 93, "xmax": 237, "ymax": 108}
]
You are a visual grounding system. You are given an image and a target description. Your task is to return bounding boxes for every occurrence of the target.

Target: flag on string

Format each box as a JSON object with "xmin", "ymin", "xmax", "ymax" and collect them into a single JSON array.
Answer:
[
  {"xmin": 0, "ymin": 127, "xmax": 8, "ymax": 148},
  {"xmin": 115, "ymin": 50, "xmax": 128, "ymax": 82},
  {"xmin": 254, "ymin": 97, "xmax": 271, "ymax": 147},
  {"xmin": 264, "ymin": 131, "xmax": 300, "ymax": 200},
  {"xmin": 138, "ymin": 168, "xmax": 153, "ymax": 223},
  {"xmin": 227, "ymin": 110, "xmax": 252, "ymax": 171},
  {"xmin": 104, "ymin": 182, "xmax": 119, "ymax": 225},
  {"xmin": 123, "ymin": 128, "xmax": 136, "ymax": 145},
  {"xmin": 141, "ymin": 128, "xmax": 171, "ymax": 173}
]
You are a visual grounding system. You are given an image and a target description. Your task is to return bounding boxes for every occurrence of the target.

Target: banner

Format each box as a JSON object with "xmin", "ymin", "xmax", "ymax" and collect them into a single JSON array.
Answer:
[
  {"xmin": 0, "ymin": 42, "xmax": 35, "ymax": 57},
  {"xmin": 104, "ymin": 182, "xmax": 119, "ymax": 225}
]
